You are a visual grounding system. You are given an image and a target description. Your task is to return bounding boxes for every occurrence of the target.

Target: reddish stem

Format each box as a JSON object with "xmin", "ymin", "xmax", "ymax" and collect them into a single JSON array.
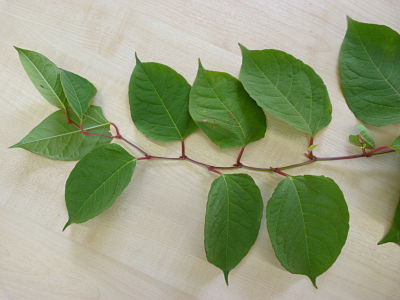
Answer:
[
  {"xmin": 110, "ymin": 122, "xmax": 122, "ymax": 138},
  {"xmin": 65, "ymin": 110, "xmax": 73, "ymax": 124},
  {"xmin": 365, "ymin": 145, "xmax": 391, "ymax": 156},
  {"xmin": 309, "ymin": 136, "xmax": 314, "ymax": 147},
  {"xmin": 272, "ymin": 168, "xmax": 290, "ymax": 177},
  {"xmin": 119, "ymin": 136, "xmax": 149, "ymax": 157},
  {"xmin": 66, "ymin": 112, "xmax": 395, "ymax": 175},
  {"xmin": 208, "ymin": 168, "xmax": 222, "ymax": 175},
  {"xmin": 316, "ymin": 146, "xmax": 393, "ymax": 161},
  {"xmin": 306, "ymin": 136, "xmax": 315, "ymax": 159},
  {"xmin": 234, "ymin": 147, "xmax": 245, "ymax": 167},
  {"xmin": 64, "ymin": 111, "xmax": 149, "ymax": 157},
  {"xmin": 180, "ymin": 140, "xmax": 186, "ymax": 158}
]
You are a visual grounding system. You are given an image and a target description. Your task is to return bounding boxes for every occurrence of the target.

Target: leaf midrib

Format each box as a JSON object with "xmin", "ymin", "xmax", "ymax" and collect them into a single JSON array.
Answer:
[
  {"xmin": 221, "ymin": 175, "xmax": 230, "ymax": 273},
  {"xmin": 289, "ymin": 178, "xmax": 313, "ymax": 277},
  {"xmin": 353, "ymin": 25, "xmax": 400, "ymax": 98},
  {"xmin": 16, "ymin": 122, "xmax": 109, "ymax": 146},
  {"xmin": 19, "ymin": 50, "xmax": 65, "ymax": 109},
  {"xmin": 247, "ymin": 53, "xmax": 312, "ymax": 133},
  {"xmin": 202, "ymin": 71, "xmax": 247, "ymax": 143},
  {"xmin": 70, "ymin": 158, "xmax": 135, "ymax": 221},
  {"xmin": 139, "ymin": 65, "xmax": 183, "ymax": 140},
  {"xmin": 62, "ymin": 72, "xmax": 84, "ymax": 117}
]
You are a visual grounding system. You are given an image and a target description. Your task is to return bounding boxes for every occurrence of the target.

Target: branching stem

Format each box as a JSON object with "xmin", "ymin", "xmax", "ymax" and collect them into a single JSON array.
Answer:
[
  {"xmin": 67, "ymin": 115, "xmax": 395, "ymax": 176},
  {"xmin": 65, "ymin": 114, "xmax": 149, "ymax": 157},
  {"xmin": 235, "ymin": 146, "xmax": 245, "ymax": 167},
  {"xmin": 180, "ymin": 140, "xmax": 186, "ymax": 159}
]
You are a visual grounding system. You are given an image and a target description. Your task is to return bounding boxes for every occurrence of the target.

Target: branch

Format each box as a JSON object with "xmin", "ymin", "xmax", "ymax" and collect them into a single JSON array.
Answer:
[
  {"xmin": 234, "ymin": 146, "xmax": 245, "ymax": 167},
  {"xmin": 69, "ymin": 115, "xmax": 395, "ymax": 176},
  {"xmin": 65, "ymin": 113, "xmax": 149, "ymax": 157}
]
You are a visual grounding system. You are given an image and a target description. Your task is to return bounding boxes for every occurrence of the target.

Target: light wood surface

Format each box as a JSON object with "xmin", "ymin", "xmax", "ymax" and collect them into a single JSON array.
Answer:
[{"xmin": 1, "ymin": 0, "xmax": 399, "ymax": 299}]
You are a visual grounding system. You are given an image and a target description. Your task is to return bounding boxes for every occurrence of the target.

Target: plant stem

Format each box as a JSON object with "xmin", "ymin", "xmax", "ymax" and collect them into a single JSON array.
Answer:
[
  {"xmin": 235, "ymin": 146, "xmax": 245, "ymax": 166},
  {"xmin": 316, "ymin": 146, "xmax": 393, "ymax": 161},
  {"xmin": 181, "ymin": 140, "xmax": 186, "ymax": 158},
  {"xmin": 65, "ymin": 113, "xmax": 149, "ymax": 157},
  {"xmin": 306, "ymin": 136, "xmax": 315, "ymax": 159},
  {"xmin": 272, "ymin": 168, "xmax": 290, "ymax": 177},
  {"xmin": 68, "ymin": 115, "xmax": 395, "ymax": 176},
  {"xmin": 135, "ymin": 146, "xmax": 394, "ymax": 175},
  {"xmin": 119, "ymin": 135, "xmax": 149, "ymax": 157}
]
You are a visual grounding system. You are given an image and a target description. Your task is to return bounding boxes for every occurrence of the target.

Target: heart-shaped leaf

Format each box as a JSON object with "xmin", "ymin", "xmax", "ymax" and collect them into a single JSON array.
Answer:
[
  {"xmin": 205, "ymin": 174, "xmax": 263, "ymax": 284},
  {"xmin": 378, "ymin": 199, "xmax": 400, "ymax": 246},
  {"xmin": 60, "ymin": 69, "xmax": 97, "ymax": 122},
  {"xmin": 339, "ymin": 17, "xmax": 400, "ymax": 126},
  {"xmin": 11, "ymin": 106, "xmax": 111, "ymax": 161},
  {"xmin": 266, "ymin": 175, "xmax": 349, "ymax": 287},
  {"xmin": 64, "ymin": 143, "xmax": 136, "ymax": 230},
  {"xmin": 239, "ymin": 44, "xmax": 331, "ymax": 135},
  {"xmin": 128, "ymin": 54, "xmax": 196, "ymax": 142},
  {"xmin": 15, "ymin": 47, "xmax": 66, "ymax": 109},
  {"xmin": 190, "ymin": 61, "xmax": 266, "ymax": 148}
]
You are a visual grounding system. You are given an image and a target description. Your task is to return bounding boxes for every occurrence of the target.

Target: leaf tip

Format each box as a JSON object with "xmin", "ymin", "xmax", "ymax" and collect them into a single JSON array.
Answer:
[
  {"xmin": 9, "ymin": 143, "xmax": 19, "ymax": 149},
  {"xmin": 308, "ymin": 275, "xmax": 318, "ymax": 288},
  {"xmin": 14, "ymin": 46, "xmax": 26, "ymax": 56},
  {"xmin": 62, "ymin": 220, "xmax": 72, "ymax": 232},
  {"xmin": 134, "ymin": 52, "xmax": 141, "ymax": 64},
  {"xmin": 238, "ymin": 43, "xmax": 249, "ymax": 53},
  {"xmin": 223, "ymin": 270, "xmax": 230, "ymax": 286},
  {"xmin": 377, "ymin": 235, "xmax": 392, "ymax": 245},
  {"xmin": 197, "ymin": 58, "xmax": 204, "ymax": 69},
  {"xmin": 346, "ymin": 16, "xmax": 357, "ymax": 26}
]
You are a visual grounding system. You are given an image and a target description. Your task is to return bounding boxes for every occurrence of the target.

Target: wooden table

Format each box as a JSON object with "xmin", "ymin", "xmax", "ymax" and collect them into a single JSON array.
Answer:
[{"xmin": 1, "ymin": 0, "xmax": 399, "ymax": 299}]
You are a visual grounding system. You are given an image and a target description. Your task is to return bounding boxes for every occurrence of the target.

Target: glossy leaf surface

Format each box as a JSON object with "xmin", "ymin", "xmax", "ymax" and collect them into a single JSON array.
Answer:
[
  {"xmin": 64, "ymin": 143, "xmax": 136, "ymax": 229},
  {"xmin": 266, "ymin": 175, "xmax": 349, "ymax": 287},
  {"xmin": 11, "ymin": 106, "xmax": 111, "ymax": 161},
  {"xmin": 190, "ymin": 62, "xmax": 266, "ymax": 148},
  {"xmin": 239, "ymin": 45, "xmax": 331, "ymax": 135},
  {"xmin": 339, "ymin": 18, "xmax": 400, "ymax": 126},
  {"xmin": 129, "ymin": 55, "xmax": 196, "ymax": 142},
  {"xmin": 60, "ymin": 69, "xmax": 97, "ymax": 122},
  {"xmin": 205, "ymin": 174, "xmax": 263, "ymax": 284},
  {"xmin": 15, "ymin": 47, "xmax": 66, "ymax": 109}
]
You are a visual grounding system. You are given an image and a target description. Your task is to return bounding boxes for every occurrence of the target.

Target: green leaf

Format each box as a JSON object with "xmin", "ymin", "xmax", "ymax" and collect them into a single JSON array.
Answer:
[
  {"xmin": 348, "ymin": 134, "xmax": 363, "ymax": 147},
  {"xmin": 307, "ymin": 144, "xmax": 318, "ymax": 152},
  {"xmin": 339, "ymin": 17, "xmax": 400, "ymax": 126},
  {"xmin": 11, "ymin": 106, "xmax": 111, "ymax": 161},
  {"xmin": 60, "ymin": 69, "xmax": 97, "ymax": 122},
  {"xmin": 128, "ymin": 54, "xmax": 196, "ymax": 142},
  {"xmin": 355, "ymin": 124, "xmax": 375, "ymax": 149},
  {"xmin": 378, "ymin": 199, "xmax": 400, "ymax": 245},
  {"xmin": 189, "ymin": 61, "xmax": 266, "ymax": 148},
  {"xmin": 15, "ymin": 47, "xmax": 66, "ymax": 109},
  {"xmin": 239, "ymin": 44, "xmax": 331, "ymax": 135},
  {"xmin": 205, "ymin": 174, "xmax": 263, "ymax": 284},
  {"xmin": 390, "ymin": 136, "xmax": 400, "ymax": 152},
  {"xmin": 348, "ymin": 124, "xmax": 375, "ymax": 149},
  {"xmin": 64, "ymin": 144, "xmax": 136, "ymax": 230},
  {"xmin": 266, "ymin": 175, "xmax": 349, "ymax": 287}
]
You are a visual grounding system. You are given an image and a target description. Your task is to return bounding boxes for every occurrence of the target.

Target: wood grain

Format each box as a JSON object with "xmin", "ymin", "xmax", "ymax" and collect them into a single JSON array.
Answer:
[{"xmin": 0, "ymin": 0, "xmax": 399, "ymax": 299}]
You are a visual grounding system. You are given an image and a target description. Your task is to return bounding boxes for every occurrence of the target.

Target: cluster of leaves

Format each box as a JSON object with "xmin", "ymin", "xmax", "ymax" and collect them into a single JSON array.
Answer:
[{"xmin": 12, "ymin": 17, "xmax": 400, "ymax": 287}]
